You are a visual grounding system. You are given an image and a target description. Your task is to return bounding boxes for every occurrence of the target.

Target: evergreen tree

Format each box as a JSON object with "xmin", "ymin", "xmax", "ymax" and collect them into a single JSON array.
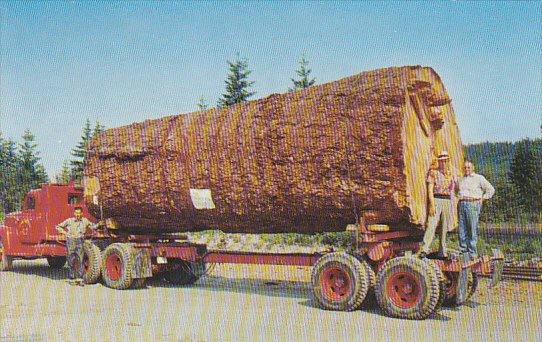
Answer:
[
  {"xmin": 3, "ymin": 137, "xmax": 20, "ymax": 214},
  {"xmin": 18, "ymin": 129, "xmax": 48, "ymax": 204},
  {"xmin": 71, "ymin": 119, "xmax": 92, "ymax": 182},
  {"xmin": 509, "ymin": 139, "xmax": 542, "ymax": 220},
  {"xmin": 290, "ymin": 53, "xmax": 316, "ymax": 91},
  {"xmin": 55, "ymin": 160, "xmax": 72, "ymax": 184},
  {"xmin": 197, "ymin": 96, "xmax": 209, "ymax": 111},
  {"xmin": 217, "ymin": 53, "xmax": 255, "ymax": 108},
  {"xmin": 92, "ymin": 120, "xmax": 105, "ymax": 138}
]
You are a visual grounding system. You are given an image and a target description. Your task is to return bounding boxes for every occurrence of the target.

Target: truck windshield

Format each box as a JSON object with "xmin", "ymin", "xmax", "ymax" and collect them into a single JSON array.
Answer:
[
  {"xmin": 68, "ymin": 194, "xmax": 82, "ymax": 205},
  {"xmin": 25, "ymin": 196, "xmax": 35, "ymax": 210}
]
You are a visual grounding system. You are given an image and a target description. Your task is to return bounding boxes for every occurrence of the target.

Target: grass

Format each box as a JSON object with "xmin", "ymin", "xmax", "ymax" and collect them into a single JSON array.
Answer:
[{"xmin": 188, "ymin": 222, "xmax": 541, "ymax": 263}]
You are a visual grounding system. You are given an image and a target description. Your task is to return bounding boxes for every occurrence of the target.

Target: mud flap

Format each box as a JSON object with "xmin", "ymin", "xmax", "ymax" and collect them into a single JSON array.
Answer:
[
  {"xmin": 131, "ymin": 247, "xmax": 152, "ymax": 279},
  {"xmin": 490, "ymin": 248, "xmax": 504, "ymax": 288},
  {"xmin": 456, "ymin": 253, "xmax": 470, "ymax": 305}
]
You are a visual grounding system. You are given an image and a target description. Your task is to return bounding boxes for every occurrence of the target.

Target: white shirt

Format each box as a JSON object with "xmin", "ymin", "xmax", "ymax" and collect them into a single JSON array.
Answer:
[{"xmin": 457, "ymin": 173, "xmax": 495, "ymax": 201}]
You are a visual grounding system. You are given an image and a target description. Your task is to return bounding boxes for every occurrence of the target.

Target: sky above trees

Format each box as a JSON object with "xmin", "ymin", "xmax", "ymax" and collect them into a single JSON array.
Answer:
[{"xmin": 1, "ymin": 1, "xmax": 541, "ymax": 176}]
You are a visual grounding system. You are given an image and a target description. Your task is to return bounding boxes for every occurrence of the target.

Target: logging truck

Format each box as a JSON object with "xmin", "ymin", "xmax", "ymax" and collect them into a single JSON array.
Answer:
[{"xmin": 0, "ymin": 66, "xmax": 504, "ymax": 319}]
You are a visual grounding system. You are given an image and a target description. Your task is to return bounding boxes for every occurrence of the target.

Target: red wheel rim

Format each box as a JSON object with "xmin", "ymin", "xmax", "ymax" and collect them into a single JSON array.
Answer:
[
  {"xmin": 106, "ymin": 254, "xmax": 122, "ymax": 281},
  {"xmin": 321, "ymin": 266, "xmax": 352, "ymax": 300},
  {"xmin": 386, "ymin": 272, "xmax": 422, "ymax": 309}
]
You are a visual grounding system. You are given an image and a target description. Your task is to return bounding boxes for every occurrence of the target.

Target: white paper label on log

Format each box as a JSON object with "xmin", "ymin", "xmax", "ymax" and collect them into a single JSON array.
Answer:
[{"xmin": 189, "ymin": 189, "xmax": 216, "ymax": 209}]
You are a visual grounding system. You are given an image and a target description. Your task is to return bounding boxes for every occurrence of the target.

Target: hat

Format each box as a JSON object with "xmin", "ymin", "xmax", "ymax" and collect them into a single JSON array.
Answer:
[{"xmin": 437, "ymin": 151, "xmax": 450, "ymax": 160}]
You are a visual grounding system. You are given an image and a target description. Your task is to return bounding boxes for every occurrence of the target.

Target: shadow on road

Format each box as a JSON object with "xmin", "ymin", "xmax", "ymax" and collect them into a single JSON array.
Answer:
[
  {"xmin": 6, "ymin": 259, "xmax": 69, "ymax": 281},
  {"xmin": 4, "ymin": 259, "xmax": 467, "ymax": 320}
]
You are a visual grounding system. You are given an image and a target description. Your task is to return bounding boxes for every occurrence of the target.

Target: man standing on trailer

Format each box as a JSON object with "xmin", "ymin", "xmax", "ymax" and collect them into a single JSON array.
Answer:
[
  {"xmin": 56, "ymin": 206, "xmax": 95, "ymax": 286},
  {"xmin": 457, "ymin": 161, "xmax": 495, "ymax": 259},
  {"xmin": 419, "ymin": 151, "xmax": 457, "ymax": 259}
]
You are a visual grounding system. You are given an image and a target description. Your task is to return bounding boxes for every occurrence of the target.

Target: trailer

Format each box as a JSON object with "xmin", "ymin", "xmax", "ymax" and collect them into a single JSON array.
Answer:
[
  {"xmin": 0, "ymin": 180, "xmax": 503, "ymax": 320},
  {"xmin": 0, "ymin": 66, "xmax": 505, "ymax": 319}
]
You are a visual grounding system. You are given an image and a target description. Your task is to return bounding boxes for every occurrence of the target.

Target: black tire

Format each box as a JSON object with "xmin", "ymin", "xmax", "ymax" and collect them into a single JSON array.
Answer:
[
  {"xmin": 353, "ymin": 253, "xmax": 377, "ymax": 307},
  {"xmin": 311, "ymin": 252, "xmax": 368, "ymax": 311},
  {"xmin": 47, "ymin": 256, "xmax": 66, "ymax": 269},
  {"xmin": 427, "ymin": 260, "xmax": 447, "ymax": 312},
  {"xmin": 101, "ymin": 243, "xmax": 135, "ymax": 290},
  {"xmin": 443, "ymin": 271, "xmax": 479, "ymax": 306},
  {"xmin": 83, "ymin": 242, "xmax": 102, "ymax": 284},
  {"xmin": 164, "ymin": 260, "xmax": 202, "ymax": 285},
  {"xmin": 375, "ymin": 256, "xmax": 440, "ymax": 320},
  {"xmin": 0, "ymin": 240, "xmax": 13, "ymax": 271}
]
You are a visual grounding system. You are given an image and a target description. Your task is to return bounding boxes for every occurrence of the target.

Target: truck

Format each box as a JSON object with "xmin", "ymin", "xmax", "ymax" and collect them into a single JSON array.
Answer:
[{"xmin": 0, "ymin": 65, "xmax": 504, "ymax": 319}]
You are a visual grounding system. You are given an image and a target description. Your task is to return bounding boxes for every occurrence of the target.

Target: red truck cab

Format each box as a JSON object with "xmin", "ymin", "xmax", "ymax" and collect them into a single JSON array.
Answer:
[{"xmin": 0, "ymin": 183, "xmax": 96, "ymax": 270}]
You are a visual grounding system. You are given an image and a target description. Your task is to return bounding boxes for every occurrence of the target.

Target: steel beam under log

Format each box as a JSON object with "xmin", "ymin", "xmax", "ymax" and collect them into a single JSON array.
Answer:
[{"xmin": 204, "ymin": 251, "xmax": 323, "ymax": 267}]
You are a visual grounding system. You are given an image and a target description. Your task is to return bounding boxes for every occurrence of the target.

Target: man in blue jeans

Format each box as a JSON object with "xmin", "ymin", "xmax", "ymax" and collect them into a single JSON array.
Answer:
[
  {"xmin": 56, "ymin": 207, "xmax": 96, "ymax": 286},
  {"xmin": 457, "ymin": 162, "xmax": 495, "ymax": 259}
]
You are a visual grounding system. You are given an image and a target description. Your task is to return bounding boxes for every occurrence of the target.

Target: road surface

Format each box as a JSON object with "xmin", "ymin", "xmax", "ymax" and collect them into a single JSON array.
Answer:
[{"xmin": 1, "ymin": 260, "xmax": 540, "ymax": 341}]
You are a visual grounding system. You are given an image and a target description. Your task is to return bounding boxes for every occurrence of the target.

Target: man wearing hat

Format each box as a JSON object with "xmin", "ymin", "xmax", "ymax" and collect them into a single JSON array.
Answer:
[{"xmin": 419, "ymin": 150, "xmax": 457, "ymax": 259}]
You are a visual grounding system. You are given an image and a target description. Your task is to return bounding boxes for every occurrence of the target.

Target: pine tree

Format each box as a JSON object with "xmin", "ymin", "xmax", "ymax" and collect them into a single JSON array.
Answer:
[
  {"xmin": 71, "ymin": 119, "xmax": 92, "ymax": 182},
  {"xmin": 1, "ymin": 137, "xmax": 19, "ymax": 214},
  {"xmin": 197, "ymin": 96, "xmax": 209, "ymax": 111},
  {"xmin": 18, "ymin": 129, "xmax": 48, "ymax": 204},
  {"xmin": 55, "ymin": 160, "xmax": 72, "ymax": 184},
  {"xmin": 217, "ymin": 53, "xmax": 255, "ymax": 108},
  {"xmin": 92, "ymin": 120, "xmax": 105, "ymax": 138},
  {"xmin": 290, "ymin": 53, "xmax": 316, "ymax": 91}
]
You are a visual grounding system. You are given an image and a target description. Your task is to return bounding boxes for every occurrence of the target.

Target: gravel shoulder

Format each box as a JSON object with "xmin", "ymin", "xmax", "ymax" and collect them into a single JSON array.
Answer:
[{"xmin": 1, "ymin": 260, "xmax": 541, "ymax": 341}]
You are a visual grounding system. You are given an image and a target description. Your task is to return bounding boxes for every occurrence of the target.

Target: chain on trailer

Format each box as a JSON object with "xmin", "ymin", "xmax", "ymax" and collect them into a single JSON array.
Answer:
[{"xmin": 177, "ymin": 258, "xmax": 217, "ymax": 278}]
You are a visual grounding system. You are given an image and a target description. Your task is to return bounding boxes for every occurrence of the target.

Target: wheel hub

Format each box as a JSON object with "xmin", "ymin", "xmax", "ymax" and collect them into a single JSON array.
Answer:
[
  {"xmin": 106, "ymin": 254, "xmax": 122, "ymax": 281},
  {"xmin": 386, "ymin": 272, "xmax": 422, "ymax": 309},
  {"xmin": 321, "ymin": 267, "xmax": 352, "ymax": 300}
]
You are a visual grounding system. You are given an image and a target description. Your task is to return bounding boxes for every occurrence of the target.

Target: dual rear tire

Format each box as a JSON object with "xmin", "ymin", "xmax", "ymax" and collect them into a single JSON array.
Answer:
[
  {"xmin": 311, "ymin": 252, "xmax": 372, "ymax": 311},
  {"xmin": 311, "ymin": 253, "xmax": 444, "ymax": 320},
  {"xmin": 101, "ymin": 243, "xmax": 139, "ymax": 290}
]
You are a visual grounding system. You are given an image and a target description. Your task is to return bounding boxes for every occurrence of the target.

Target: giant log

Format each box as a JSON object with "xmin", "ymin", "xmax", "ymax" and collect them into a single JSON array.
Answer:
[{"xmin": 84, "ymin": 65, "xmax": 463, "ymax": 234}]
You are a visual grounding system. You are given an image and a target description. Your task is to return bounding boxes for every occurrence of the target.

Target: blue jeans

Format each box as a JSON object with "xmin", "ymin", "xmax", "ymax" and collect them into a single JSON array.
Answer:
[
  {"xmin": 458, "ymin": 201, "xmax": 481, "ymax": 257},
  {"xmin": 66, "ymin": 237, "xmax": 84, "ymax": 280}
]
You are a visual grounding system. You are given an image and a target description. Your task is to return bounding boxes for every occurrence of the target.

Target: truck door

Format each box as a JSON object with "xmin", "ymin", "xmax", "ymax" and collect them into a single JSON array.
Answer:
[{"xmin": 16, "ymin": 195, "xmax": 41, "ymax": 244}]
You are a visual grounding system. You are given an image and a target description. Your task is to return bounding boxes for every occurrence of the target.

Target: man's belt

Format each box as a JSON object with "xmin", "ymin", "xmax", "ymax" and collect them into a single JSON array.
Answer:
[
  {"xmin": 459, "ymin": 198, "xmax": 481, "ymax": 202},
  {"xmin": 434, "ymin": 194, "xmax": 451, "ymax": 199}
]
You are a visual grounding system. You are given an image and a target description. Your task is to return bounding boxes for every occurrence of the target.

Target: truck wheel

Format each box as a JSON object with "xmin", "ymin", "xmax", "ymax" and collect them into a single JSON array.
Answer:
[
  {"xmin": 375, "ymin": 256, "xmax": 440, "ymax": 320},
  {"xmin": 443, "ymin": 271, "xmax": 479, "ymax": 306},
  {"xmin": 427, "ymin": 260, "xmax": 447, "ymax": 312},
  {"xmin": 0, "ymin": 241, "xmax": 13, "ymax": 271},
  {"xmin": 47, "ymin": 257, "xmax": 66, "ymax": 269},
  {"xmin": 101, "ymin": 243, "xmax": 135, "ymax": 290},
  {"xmin": 164, "ymin": 260, "xmax": 200, "ymax": 285},
  {"xmin": 83, "ymin": 242, "xmax": 102, "ymax": 284},
  {"xmin": 311, "ymin": 252, "xmax": 369, "ymax": 311},
  {"xmin": 353, "ymin": 254, "xmax": 376, "ymax": 307}
]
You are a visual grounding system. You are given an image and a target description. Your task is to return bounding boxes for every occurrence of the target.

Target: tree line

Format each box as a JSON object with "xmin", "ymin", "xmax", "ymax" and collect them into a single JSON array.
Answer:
[
  {"xmin": 0, "ymin": 130, "xmax": 48, "ymax": 217},
  {"xmin": 465, "ymin": 138, "xmax": 541, "ymax": 223},
  {"xmin": 0, "ymin": 120, "xmax": 104, "ymax": 220}
]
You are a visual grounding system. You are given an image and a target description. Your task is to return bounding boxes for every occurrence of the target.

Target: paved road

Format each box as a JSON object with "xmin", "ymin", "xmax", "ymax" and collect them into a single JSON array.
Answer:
[{"xmin": 1, "ymin": 260, "xmax": 540, "ymax": 341}]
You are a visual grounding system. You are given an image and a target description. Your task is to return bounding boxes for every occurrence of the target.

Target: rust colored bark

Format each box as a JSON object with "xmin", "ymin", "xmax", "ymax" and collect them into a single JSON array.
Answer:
[{"xmin": 84, "ymin": 65, "xmax": 463, "ymax": 234}]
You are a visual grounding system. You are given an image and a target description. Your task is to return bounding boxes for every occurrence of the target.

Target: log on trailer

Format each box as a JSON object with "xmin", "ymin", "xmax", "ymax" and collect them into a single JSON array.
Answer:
[{"xmin": 83, "ymin": 65, "xmax": 463, "ymax": 234}]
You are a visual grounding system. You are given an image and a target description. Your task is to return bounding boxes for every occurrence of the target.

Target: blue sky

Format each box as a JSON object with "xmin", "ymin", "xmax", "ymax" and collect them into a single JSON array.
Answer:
[{"xmin": 1, "ymin": 1, "xmax": 541, "ymax": 177}]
